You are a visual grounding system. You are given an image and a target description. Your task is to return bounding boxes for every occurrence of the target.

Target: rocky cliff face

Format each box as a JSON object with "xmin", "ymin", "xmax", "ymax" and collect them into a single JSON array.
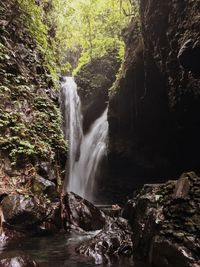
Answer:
[
  {"xmin": 75, "ymin": 51, "xmax": 121, "ymax": 133},
  {"xmin": 0, "ymin": 0, "xmax": 67, "ymax": 239},
  {"xmin": 108, "ymin": 0, "xmax": 200, "ymax": 190}
]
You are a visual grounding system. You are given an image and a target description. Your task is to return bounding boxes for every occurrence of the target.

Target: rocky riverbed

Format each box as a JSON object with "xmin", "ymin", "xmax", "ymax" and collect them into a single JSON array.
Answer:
[{"xmin": 0, "ymin": 172, "xmax": 199, "ymax": 267}]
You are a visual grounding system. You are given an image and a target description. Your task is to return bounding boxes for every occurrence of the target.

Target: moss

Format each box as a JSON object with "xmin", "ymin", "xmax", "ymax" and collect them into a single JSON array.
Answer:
[
  {"xmin": 76, "ymin": 50, "xmax": 121, "ymax": 99},
  {"xmin": 0, "ymin": 1, "xmax": 67, "ymax": 173}
]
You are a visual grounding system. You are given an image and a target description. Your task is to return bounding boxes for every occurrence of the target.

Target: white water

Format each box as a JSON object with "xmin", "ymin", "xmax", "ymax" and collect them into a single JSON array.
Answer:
[{"xmin": 61, "ymin": 77, "xmax": 108, "ymax": 201}]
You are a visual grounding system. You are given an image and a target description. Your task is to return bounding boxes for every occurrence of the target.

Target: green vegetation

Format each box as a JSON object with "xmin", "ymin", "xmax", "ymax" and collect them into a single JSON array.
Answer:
[
  {"xmin": 0, "ymin": 0, "xmax": 137, "ymax": 181},
  {"xmin": 17, "ymin": 0, "xmax": 59, "ymax": 82},
  {"xmin": 17, "ymin": 0, "xmax": 137, "ymax": 75},
  {"xmin": 0, "ymin": 84, "xmax": 67, "ymax": 166},
  {"xmin": 53, "ymin": 0, "xmax": 137, "ymax": 73},
  {"xmin": 0, "ymin": 0, "xmax": 67, "ymax": 170}
]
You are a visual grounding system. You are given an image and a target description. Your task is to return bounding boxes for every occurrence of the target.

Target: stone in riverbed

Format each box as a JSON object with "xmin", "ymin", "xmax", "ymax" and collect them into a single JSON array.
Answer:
[
  {"xmin": 62, "ymin": 192, "xmax": 106, "ymax": 231},
  {"xmin": 0, "ymin": 256, "xmax": 37, "ymax": 267},
  {"xmin": 1, "ymin": 194, "xmax": 61, "ymax": 233},
  {"xmin": 1, "ymin": 195, "xmax": 41, "ymax": 227},
  {"xmin": 77, "ymin": 216, "xmax": 133, "ymax": 264},
  {"xmin": 0, "ymin": 227, "xmax": 26, "ymax": 247},
  {"xmin": 123, "ymin": 172, "xmax": 200, "ymax": 266}
]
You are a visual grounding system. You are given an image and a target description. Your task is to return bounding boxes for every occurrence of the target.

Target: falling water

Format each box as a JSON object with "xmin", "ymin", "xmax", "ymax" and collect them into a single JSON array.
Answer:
[
  {"xmin": 61, "ymin": 77, "xmax": 108, "ymax": 201},
  {"xmin": 61, "ymin": 77, "xmax": 83, "ymax": 188}
]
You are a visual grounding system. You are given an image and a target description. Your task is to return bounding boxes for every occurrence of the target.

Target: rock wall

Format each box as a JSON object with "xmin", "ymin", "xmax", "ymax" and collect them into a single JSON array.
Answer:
[
  {"xmin": 123, "ymin": 171, "xmax": 200, "ymax": 267},
  {"xmin": 108, "ymin": 0, "xmax": 200, "ymax": 191},
  {"xmin": 0, "ymin": 0, "xmax": 67, "ymax": 239},
  {"xmin": 75, "ymin": 51, "xmax": 121, "ymax": 133}
]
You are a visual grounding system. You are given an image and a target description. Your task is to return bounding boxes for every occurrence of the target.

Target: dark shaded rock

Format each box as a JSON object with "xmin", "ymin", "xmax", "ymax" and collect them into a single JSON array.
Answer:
[
  {"xmin": 3, "ymin": 157, "xmax": 12, "ymax": 176},
  {"xmin": 121, "ymin": 199, "xmax": 135, "ymax": 220},
  {"xmin": 0, "ymin": 193, "xmax": 8, "ymax": 203},
  {"xmin": 178, "ymin": 39, "xmax": 200, "ymax": 78},
  {"xmin": 0, "ymin": 256, "xmax": 37, "ymax": 267},
  {"xmin": 62, "ymin": 192, "xmax": 106, "ymax": 231},
  {"xmin": 125, "ymin": 172, "xmax": 200, "ymax": 266},
  {"xmin": 151, "ymin": 237, "xmax": 194, "ymax": 267},
  {"xmin": 1, "ymin": 194, "xmax": 61, "ymax": 233},
  {"xmin": 37, "ymin": 162, "xmax": 56, "ymax": 182},
  {"xmin": 75, "ymin": 50, "xmax": 121, "ymax": 133},
  {"xmin": 31, "ymin": 174, "xmax": 56, "ymax": 198},
  {"xmin": 178, "ymin": 39, "xmax": 194, "ymax": 70},
  {"xmin": 107, "ymin": 0, "xmax": 200, "ymax": 200},
  {"xmin": 1, "ymin": 195, "xmax": 40, "ymax": 228},
  {"xmin": 77, "ymin": 217, "xmax": 133, "ymax": 264},
  {"xmin": 0, "ymin": 227, "xmax": 26, "ymax": 247},
  {"xmin": 99, "ymin": 205, "xmax": 122, "ymax": 218}
]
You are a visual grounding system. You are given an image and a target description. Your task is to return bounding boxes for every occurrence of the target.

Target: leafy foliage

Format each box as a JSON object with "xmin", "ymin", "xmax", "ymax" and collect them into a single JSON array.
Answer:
[
  {"xmin": 0, "ymin": 0, "xmax": 138, "ymax": 170},
  {"xmin": 0, "ymin": 83, "xmax": 67, "ymax": 166},
  {"xmin": 17, "ymin": 0, "xmax": 59, "ymax": 81},
  {"xmin": 52, "ymin": 0, "xmax": 137, "ymax": 73},
  {"xmin": 17, "ymin": 0, "xmax": 137, "ymax": 75}
]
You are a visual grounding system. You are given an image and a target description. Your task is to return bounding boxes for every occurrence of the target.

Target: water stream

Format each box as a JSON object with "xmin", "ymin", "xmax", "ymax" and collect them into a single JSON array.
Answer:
[
  {"xmin": 0, "ymin": 78, "xmax": 147, "ymax": 267},
  {"xmin": 61, "ymin": 77, "xmax": 108, "ymax": 201},
  {"xmin": 0, "ymin": 233, "xmax": 140, "ymax": 267}
]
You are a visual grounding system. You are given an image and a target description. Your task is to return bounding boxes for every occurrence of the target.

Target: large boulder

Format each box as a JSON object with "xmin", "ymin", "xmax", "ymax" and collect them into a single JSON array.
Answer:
[
  {"xmin": 62, "ymin": 192, "xmax": 106, "ymax": 231},
  {"xmin": 77, "ymin": 216, "xmax": 133, "ymax": 264},
  {"xmin": 75, "ymin": 50, "xmax": 121, "ymax": 133},
  {"xmin": 1, "ymin": 194, "xmax": 61, "ymax": 234},
  {"xmin": 123, "ymin": 172, "xmax": 200, "ymax": 267}
]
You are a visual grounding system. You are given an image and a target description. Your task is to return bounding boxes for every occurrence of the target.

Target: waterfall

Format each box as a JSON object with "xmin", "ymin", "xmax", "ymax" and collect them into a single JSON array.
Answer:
[{"xmin": 61, "ymin": 77, "xmax": 108, "ymax": 202}]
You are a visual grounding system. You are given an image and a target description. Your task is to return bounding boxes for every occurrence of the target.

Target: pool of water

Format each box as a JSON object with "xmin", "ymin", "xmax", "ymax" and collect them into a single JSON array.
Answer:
[{"xmin": 0, "ymin": 232, "xmax": 145, "ymax": 267}]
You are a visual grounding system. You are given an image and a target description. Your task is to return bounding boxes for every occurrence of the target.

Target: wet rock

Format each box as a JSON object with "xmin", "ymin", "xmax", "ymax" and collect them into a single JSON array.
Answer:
[
  {"xmin": 173, "ymin": 177, "xmax": 190, "ymax": 199},
  {"xmin": 1, "ymin": 194, "xmax": 61, "ymax": 233},
  {"xmin": 100, "ymin": 205, "xmax": 122, "ymax": 218},
  {"xmin": 31, "ymin": 174, "xmax": 56, "ymax": 198},
  {"xmin": 151, "ymin": 237, "xmax": 194, "ymax": 267},
  {"xmin": 62, "ymin": 192, "xmax": 106, "ymax": 231},
  {"xmin": 125, "ymin": 172, "xmax": 200, "ymax": 266},
  {"xmin": 0, "ymin": 227, "xmax": 26, "ymax": 247},
  {"xmin": 121, "ymin": 199, "xmax": 135, "ymax": 221},
  {"xmin": 0, "ymin": 255, "xmax": 37, "ymax": 267},
  {"xmin": 1, "ymin": 195, "xmax": 41, "ymax": 228},
  {"xmin": 77, "ymin": 217, "xmax": 133, "ymax": 264}
]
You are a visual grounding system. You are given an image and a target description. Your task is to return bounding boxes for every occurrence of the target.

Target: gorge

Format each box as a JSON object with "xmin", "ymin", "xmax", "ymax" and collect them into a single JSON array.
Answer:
[{"xmin": 0, "ymin": 0, "xmax": 200, "ymax": 267}]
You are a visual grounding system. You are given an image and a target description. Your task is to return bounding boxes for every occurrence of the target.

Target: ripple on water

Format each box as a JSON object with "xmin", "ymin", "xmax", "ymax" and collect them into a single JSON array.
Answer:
[{"xmin": 0, "ymin": 233, "xmax": 146, "ymax": 267}]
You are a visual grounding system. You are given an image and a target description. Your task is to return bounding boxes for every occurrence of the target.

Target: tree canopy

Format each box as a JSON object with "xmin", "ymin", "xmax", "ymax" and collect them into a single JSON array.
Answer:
[{"xmin": 18, "ymin": 0, "xmax": 138, "ymax": 76}]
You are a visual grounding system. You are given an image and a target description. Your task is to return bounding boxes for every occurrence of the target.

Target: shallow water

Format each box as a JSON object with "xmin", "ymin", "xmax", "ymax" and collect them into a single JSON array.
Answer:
[{"xmin": 0, "ymin": 232, "xmax": 144, "ymax": 267}]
